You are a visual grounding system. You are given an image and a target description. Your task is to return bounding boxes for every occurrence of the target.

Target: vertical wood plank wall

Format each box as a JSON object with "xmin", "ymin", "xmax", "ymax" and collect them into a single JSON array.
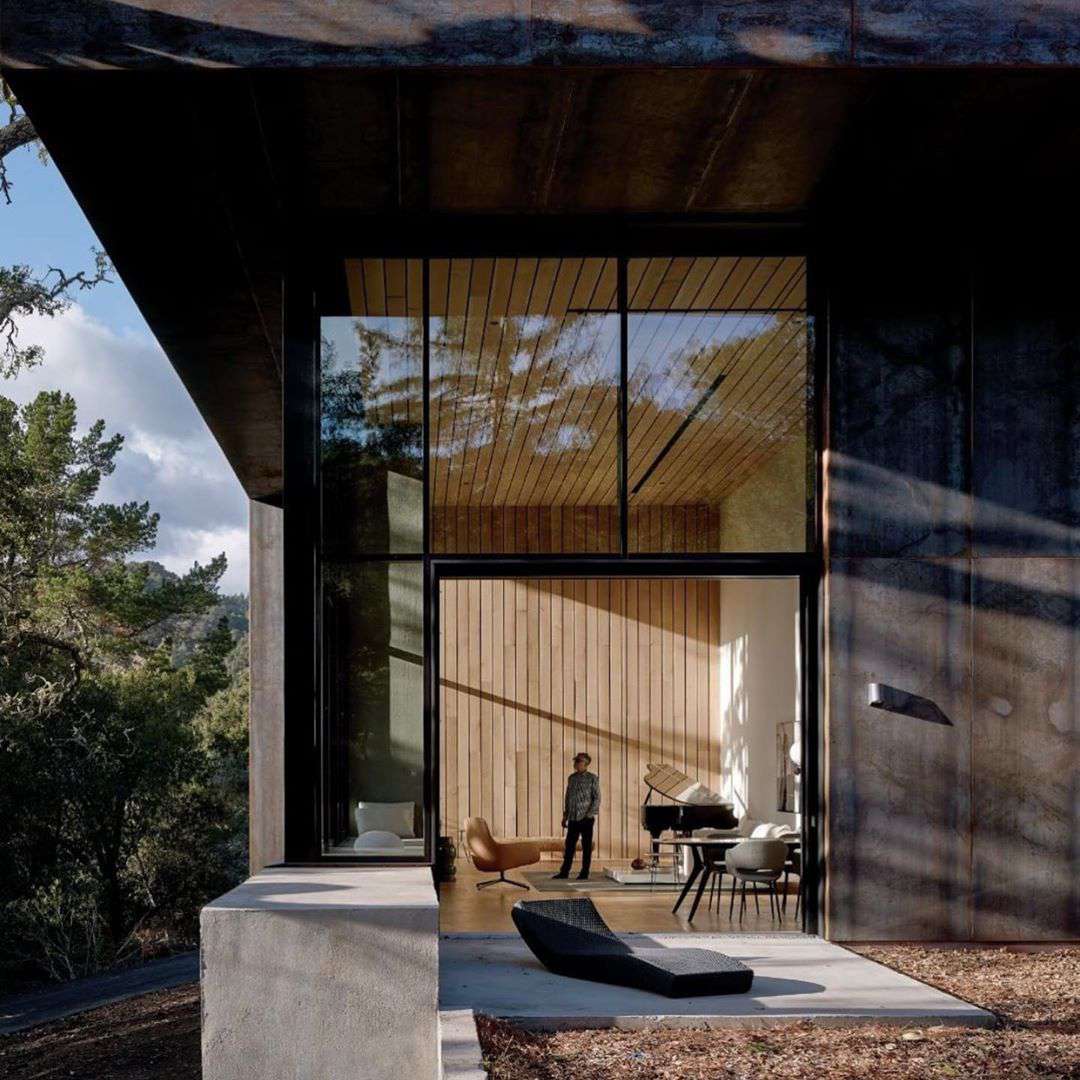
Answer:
[
  {"xmin": 439, "ymin": 577, "xmax": 724, "ymax": 861},
  {"xmin": 432, "ymin": 505, "xmax": 723, "ymax": 553}
]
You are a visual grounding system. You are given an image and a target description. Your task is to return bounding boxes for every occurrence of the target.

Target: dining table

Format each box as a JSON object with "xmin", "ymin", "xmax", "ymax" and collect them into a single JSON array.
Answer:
[{"xmin": 658, "ymin": 835, "xmax": 801, "ymax": 922}]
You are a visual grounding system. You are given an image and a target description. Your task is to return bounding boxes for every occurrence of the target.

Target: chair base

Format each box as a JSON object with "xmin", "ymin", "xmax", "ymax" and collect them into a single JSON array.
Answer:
[
  {"xmin": 476, "ymin": 870, "xmax": 530, "ymax": 890},
  {"xmin": 729, "ymin": 875, "xmax": 784, "ymax": 923}
]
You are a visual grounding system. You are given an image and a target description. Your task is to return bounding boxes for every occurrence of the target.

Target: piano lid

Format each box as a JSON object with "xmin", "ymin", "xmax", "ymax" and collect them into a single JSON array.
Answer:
[{"xmin": 643, "ymin": 763, "xmax": 732, "ymax": 807}]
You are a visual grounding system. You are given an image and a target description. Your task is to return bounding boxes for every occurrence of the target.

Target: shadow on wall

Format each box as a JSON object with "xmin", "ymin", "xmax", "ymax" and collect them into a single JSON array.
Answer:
[{"xmin": 828, "ymin": 454, "xmax": 1080, "ymax": 941}]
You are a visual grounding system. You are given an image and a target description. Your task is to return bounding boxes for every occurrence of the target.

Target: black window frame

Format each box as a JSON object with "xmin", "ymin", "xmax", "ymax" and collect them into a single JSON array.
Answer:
[{"xmin": 282, "ymin": 216, "xmax": 825, "ymax": 933}]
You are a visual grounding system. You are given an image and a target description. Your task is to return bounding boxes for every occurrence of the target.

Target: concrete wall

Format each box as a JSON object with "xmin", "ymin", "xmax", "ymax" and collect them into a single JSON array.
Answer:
[
  {"xmin": 825, "ymin": 247, "xmax": 1080, "ymax": 941},
  {"xmin": 201, "ymin": 866, "xmax": 439, "ymax": 1080},
  {"xmin": 249, "ymin": 500, "xmax": 284, "ymax": 872}
]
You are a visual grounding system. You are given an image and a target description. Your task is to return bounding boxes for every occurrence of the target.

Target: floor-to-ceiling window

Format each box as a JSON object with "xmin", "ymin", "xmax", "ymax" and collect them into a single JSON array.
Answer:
[
  {"xmin": 320, "ymin": 259, "xmax": 426, "ymax": 858},
  {"xmin": 627, "ymin": 256, "xmax": 810, "ymax": 552},
  {"xmin": 311, "ymin": 245, "xmax": 815, "ymax": 862},
  {"xmin": 429, "ymin": 257, "xmax": 620, "ymax": 553}
]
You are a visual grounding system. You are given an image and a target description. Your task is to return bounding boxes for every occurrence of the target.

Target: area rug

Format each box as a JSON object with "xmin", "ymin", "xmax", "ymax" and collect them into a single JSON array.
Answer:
[{"xmin": 522, "ymin": 870, "xmax": 683, "ymax": 893}]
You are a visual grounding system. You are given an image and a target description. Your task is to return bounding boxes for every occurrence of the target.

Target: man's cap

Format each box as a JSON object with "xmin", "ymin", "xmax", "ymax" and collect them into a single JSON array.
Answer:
[{"xmin": 573, "ymin": 752, "xmax": 591, "ymax": 763}]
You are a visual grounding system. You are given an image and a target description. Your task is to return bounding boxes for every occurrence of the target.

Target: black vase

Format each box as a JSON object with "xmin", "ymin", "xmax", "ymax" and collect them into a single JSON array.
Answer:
[{"xmin": 435, "ymin": 835, "xmax": 458, "ymax": 882}]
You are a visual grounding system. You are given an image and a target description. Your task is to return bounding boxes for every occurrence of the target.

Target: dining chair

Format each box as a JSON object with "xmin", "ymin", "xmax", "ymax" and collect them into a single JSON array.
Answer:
[{"xmin": 725, "ymin": 839, "xmax": 788, "ymax": 922}]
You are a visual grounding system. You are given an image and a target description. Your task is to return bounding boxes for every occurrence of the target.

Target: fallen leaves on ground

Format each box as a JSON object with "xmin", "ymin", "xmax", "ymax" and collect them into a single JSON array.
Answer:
[
  {"xmin": 476, "ymin": 946, "xmax": 1080, "ymax": 1079},
  {"xmin": 1, "ymin": 946, "xmax": 1076, "ymax": 1078}
]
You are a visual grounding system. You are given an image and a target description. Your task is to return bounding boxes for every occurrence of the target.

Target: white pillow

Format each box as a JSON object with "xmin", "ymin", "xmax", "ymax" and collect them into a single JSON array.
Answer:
[
  {"xmin": 354, "ymin": 830, "xmax": 405, "ymax": 851},
  {"xmin": 751, "ymin": 822, "xmax": 798, "ymax": 839},
  {"xmin": 355, "ymin": 801, "xmax": 415, "ymax": 838}
]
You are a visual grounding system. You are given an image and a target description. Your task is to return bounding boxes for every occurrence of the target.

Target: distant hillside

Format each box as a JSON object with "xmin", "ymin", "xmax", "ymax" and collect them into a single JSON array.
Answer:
[{"xmin": 136, "ymin": 561, "xmax": 249, "ymax": 665}]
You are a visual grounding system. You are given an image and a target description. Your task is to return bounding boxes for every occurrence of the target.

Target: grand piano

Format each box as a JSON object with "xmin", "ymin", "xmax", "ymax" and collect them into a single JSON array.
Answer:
[{"xmin": 640, "ymin": 763, "xmax": 739, "ymax": 860}]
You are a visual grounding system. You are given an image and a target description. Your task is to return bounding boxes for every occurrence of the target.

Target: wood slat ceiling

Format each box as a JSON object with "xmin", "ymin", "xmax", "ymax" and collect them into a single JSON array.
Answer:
[
  {"xmin": 628, "ymin": 256, "xmax": 807, "ymax": 507},
  {"xmin": 343, "ymin": 255, "xmax": 807, "ymax": 508}
]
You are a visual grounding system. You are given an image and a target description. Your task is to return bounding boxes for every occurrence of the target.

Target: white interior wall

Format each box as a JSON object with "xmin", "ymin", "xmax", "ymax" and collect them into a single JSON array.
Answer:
[{"xmin": 717, "ymin": 577, "xmax": 801, "ymax": 830}]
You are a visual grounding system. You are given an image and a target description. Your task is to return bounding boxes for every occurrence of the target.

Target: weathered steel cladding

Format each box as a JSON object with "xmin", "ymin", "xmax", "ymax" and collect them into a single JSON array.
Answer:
[
  {"xmin": 2, "ymin": 0, "xmax": 852, "ymax": 70},
  {"xmin": 826, "ymin": 246, "xmax": 1080, "ymax": 940},
  {"xmin": 5, "ymin": 0, "xmax": 1080, "ymax": 70}
]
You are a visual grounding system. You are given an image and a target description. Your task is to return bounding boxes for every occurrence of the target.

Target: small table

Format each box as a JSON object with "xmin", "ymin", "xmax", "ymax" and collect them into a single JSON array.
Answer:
[{"xmin": 659, "ymin": 836, "xmax": 801, "ymax": 922}]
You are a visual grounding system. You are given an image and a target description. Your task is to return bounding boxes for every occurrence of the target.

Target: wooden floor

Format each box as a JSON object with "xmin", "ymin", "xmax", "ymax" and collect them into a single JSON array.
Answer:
[{"xmin": 438, "ymin": 858, "xmax": 802, "ymax": 934}]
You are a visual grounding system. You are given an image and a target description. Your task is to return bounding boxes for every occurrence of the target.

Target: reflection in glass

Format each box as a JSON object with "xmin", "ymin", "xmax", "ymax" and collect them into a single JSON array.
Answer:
[
  {"xmin": 627, "ymin": 256, "xmax": 810, "ymax": 552},
  {"xmin": 321, "ymin": 258, "xmax": 423, "ymax": 555},
  {"xmin": 322, "ymin": 561, "xmax": 424, "ymax": 858},
  {"xmin": 428, "ymin": 257, "xmax": 619, "ymax": 553}
]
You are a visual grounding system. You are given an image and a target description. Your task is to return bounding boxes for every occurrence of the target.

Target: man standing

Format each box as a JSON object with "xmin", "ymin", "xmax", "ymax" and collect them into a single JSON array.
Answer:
[{"xmin": 553, "ymin": 752, "xmax": 601, "ymax": 880}]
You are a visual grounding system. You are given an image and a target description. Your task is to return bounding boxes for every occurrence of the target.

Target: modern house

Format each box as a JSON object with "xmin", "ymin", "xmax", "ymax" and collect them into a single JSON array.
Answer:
[{"xmin": 4, "ymin": 4, "xmax": 1079, "ymax": 1077}]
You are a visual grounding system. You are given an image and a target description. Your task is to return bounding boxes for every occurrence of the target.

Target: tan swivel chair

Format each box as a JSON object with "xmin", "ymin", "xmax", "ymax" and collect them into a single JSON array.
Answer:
[{"xmin": 463, "ymin": 817, "xmax": 542, "ymax": 889}]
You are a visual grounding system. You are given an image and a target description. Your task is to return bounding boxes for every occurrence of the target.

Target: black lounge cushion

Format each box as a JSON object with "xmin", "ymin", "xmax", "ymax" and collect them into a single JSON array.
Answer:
[{"xmin": 511, "ymin": 898, "xmax": 753, "ymax": 997}]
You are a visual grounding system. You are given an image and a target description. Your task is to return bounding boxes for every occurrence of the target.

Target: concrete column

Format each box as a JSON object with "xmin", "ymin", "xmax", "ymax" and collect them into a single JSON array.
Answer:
[
  {"xmin": 201, "ymin": 866, "xmax": 439, "ymax": 1080},
  {"xmin": 249, "ymin": 500, "xmax": 284, "ymax": 872}
]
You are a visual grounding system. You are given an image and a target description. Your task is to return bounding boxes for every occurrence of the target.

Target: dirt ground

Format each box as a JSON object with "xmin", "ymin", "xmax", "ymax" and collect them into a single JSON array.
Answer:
[
  {"xmin": 0, "ymin": 983, "xmax": 200, "ymax": 1080},
  {"xmin": 477, "ymin": 946, "xmax": 1080, "ymax": 1079},
  {"xmin": 1, "ymin": 946, "xmax": 1077, "ymax": 1078}
]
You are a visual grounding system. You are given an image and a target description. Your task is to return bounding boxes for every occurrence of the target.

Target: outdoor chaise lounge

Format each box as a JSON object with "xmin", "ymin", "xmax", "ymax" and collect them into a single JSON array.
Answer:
[{"xmin": 511, "ymin": 898, "xmax": 754, "ymax": 997}]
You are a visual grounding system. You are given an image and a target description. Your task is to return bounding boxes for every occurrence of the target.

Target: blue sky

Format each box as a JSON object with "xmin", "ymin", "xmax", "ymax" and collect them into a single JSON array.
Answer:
[{"xmin": 3, "ymin": 142, "xmax": 249, "ymax": 594}]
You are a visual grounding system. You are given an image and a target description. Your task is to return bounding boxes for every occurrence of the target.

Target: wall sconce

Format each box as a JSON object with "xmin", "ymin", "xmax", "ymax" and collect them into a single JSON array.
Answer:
[{"xmin": 868, "ymin": 682, "xmax": 952, "ymax": 726}]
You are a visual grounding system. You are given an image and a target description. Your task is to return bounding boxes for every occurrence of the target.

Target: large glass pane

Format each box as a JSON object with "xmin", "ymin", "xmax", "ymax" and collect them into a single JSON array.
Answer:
[
  {"xmin": 429, "ymin": 257, "xmax": 620, "ymax": 553},
  {"xmin": 321, "ymin": 258, "xmax": 423, "ymax": 555},
  {"xmin": 322, "ymin": 561, "xmax": 425, "ymax": 857},
  {"xmin": 627, "ymin": 256, "xmax": 810, "ymax": 552}
]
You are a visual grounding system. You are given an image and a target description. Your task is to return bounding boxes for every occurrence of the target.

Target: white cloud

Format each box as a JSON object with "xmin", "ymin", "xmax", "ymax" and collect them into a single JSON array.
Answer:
[
  {"xmin": 138, "ymin": 526, "xmax": 250, "ymax": 595},
  {"xmin": 5, "ymin": 305, "xmax": 249, "ymax": 593}
]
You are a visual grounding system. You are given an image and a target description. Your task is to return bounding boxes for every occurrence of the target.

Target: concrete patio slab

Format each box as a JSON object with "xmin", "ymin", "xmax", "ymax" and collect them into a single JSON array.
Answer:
[{"xmin": 439, "ymin": 933, "xmax": 994, "ymax": 1030}]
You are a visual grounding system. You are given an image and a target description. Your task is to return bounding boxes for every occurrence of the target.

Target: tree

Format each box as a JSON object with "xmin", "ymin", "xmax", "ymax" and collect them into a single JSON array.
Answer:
[
  {"xmin": 0, "ymin": 79, "xmax": 111, "ymax": 378},
  {"xmin": 0, "ymin": 83, "xmax": 248, "ymax": 987},
  {"xmin": 0, "ymin": 78, "xmax": 38, "ymax": 204},
  {"xmin": 0, "ymin": 391, "xmax": 224, "ymax": 715},
  {"xmin": 139, "ymin": 654, "xmax": 251, "ymax": 944},
  {"xmin": 0, "ymin": 390, "xmax": 229, "ymax": 980}
]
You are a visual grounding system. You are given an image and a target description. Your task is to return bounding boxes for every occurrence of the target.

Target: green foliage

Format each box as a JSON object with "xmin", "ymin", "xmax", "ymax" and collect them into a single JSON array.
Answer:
[
  {"xmin": 142, "ymin": 660, "xmax": 251, "ymax": 943},
  {"xmin": 0, "ymin": 390, "xmax": 247, "ymax": 990},
  {"xmin": 0, "ymin": 256, "xmax": 113, "ymax": 379},
  {"xmin": 0, "ymin": 390, "xmax": 225, "ymax": 714},
  {"xmin": 1, "ymin": 90, "xmax": 244, "ymax": 988}
]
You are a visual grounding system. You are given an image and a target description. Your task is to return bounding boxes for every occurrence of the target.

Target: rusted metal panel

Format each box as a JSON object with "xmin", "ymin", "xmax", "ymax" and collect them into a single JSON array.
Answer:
[
  {"xmin": 854, "ymin": 0, "xmax": 1080, "ymax": 66},
  {"xmin": 10, "ymin": 0, "xmax": 1080, "ymax": 71},
  {"xmin": 528, "ymin": 1, "xmax": 850, "ymax": 66},
  {"xmin": 829, "ymin": 254, "xmax": 970, "ymax": 558},
  {"xmin": 1, "ymin": 0, "xmax": 848, "ymax": 70},
  {"xmin": 973, "ymin": 260, "xmax": 1080, "ymax": 556},
  {"xmin": 827, "ymin": 556, "xmax": 973, "ymax": 940},
  {"xmin": 971, "ymin": 557, "xmax": 1080, "ymax": 940}
]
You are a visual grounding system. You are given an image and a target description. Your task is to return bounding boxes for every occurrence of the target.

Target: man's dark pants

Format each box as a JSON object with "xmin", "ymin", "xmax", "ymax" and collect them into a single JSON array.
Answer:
[{"xmin": 559, "ymin": 817, "xmax": 594, "ymax": 876}]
